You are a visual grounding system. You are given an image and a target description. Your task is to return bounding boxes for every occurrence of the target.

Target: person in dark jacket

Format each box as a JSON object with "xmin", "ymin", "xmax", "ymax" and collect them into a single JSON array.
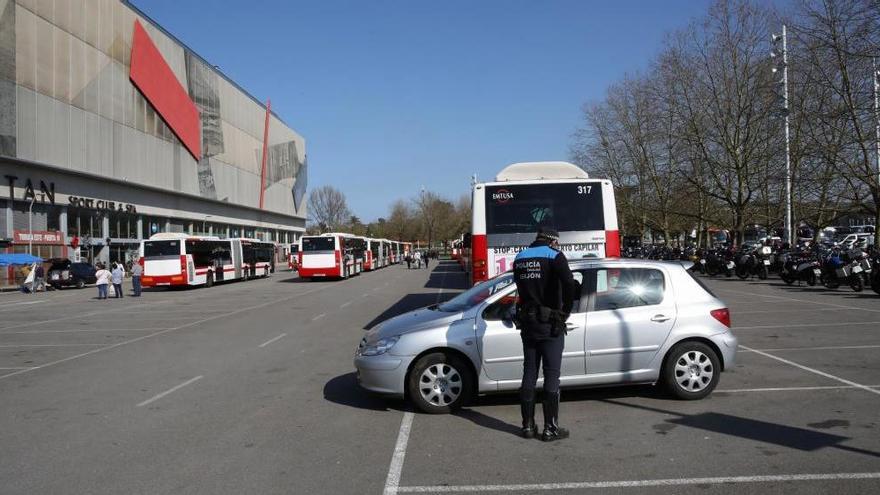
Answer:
[{"xmin": 513, "ymin": 228, "xmax": 576, "ymax": 441}]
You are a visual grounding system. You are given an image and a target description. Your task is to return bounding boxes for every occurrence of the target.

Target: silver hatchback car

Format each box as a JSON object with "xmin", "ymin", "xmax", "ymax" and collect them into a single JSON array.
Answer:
[{"xmin": 355, "ymin": 259, "xmax": 737, "ymax": 414}]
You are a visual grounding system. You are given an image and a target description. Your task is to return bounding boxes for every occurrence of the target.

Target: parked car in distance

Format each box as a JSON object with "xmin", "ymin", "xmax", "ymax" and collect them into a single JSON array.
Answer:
[
  {"xmin": 47, "ymin": 259, "xmax": 97, "ymax": 289},
  {"xmin": 354, "ymin": 259, "xmax": 737, "ymax": 414}
]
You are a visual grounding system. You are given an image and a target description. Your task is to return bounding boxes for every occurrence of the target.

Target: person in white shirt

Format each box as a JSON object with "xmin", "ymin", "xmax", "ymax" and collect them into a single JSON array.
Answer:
[
  {"xmin": 94, "ymin": 263, "xmax": 111, "ymax": 300},
  {"xmin": 413, "ymin": 250, "xmax": 422, "ymax": 268},
  {"xmin": 111, "ymin": 263, "xmax": 125, "ymax": 299}
]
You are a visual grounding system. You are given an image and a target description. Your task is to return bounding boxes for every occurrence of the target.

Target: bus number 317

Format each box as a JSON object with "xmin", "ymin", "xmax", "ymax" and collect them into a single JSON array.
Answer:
[{"xmin": 577, "ymin": 185, "xmax": 592, "ymax": 194}]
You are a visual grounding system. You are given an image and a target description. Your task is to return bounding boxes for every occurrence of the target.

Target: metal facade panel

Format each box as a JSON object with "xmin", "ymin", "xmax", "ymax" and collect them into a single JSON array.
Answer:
[
  {"xmin": 129, "ymin": 19, "xmax": 200, "ymax": 160},
  {"xmin": 15, "ymin": 85, "xmax": 34, "ymax": 160}
]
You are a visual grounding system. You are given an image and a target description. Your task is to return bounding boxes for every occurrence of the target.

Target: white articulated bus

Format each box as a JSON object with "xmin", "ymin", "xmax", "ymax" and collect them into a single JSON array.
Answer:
[
  {"xmin": 468, "ymin": 161, "xmax": 620, "ymax": 285},
  {"xmin": 298, "ymin": 233, "xmax": 365, "ymax": 280},
  {"xmin": 140, "ymin": 233, "xmax": 274, "ymax": 288}
]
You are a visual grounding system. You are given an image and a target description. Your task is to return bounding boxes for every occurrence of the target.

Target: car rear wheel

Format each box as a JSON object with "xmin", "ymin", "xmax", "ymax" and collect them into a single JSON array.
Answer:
[
  {"xmin": 662, "ymin": 342, "xmax": 720, "ymax": 400},
  {"xmin": 407, "ymin": 352, "xmax": 473, "ymax": 414}
]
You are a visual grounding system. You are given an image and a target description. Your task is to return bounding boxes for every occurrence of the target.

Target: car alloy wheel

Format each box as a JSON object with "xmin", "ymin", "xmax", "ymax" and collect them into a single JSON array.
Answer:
[
  {"xmin": 407, "ymin": 352, "xmax": 473, "ymax": 414},
  {"xmin": 674, "ymin": 350, "xmax": 714, "ymax": 393},
  {"xmin": 662, "ymin": 342, "xmax": 720, "ymax": 400},
  {"xmin": 419, "ymin": 363, "xmax": 462, "ymax": 408}
]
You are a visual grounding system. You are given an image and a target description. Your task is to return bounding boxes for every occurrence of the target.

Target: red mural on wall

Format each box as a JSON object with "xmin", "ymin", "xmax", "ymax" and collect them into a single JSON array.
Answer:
[{"xmin": 129, "ymin": 20, "xmax": 201, "ymax": 161}]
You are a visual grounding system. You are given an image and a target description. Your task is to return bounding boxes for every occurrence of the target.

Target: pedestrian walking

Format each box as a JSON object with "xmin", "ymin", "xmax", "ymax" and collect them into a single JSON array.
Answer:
[
  {"xmin": 413, "ymin": 250, "xmax": 422, "ymax": 269},
  {"xmin": 512, "ymin": 228, "xmax": 576, "ymax": 442},
  {"xmin": 33, "ymin": 263, "xmax": 46, "ymax": 292},
  {"xmin": 111, "ymin": 262, "xmax": 125, "ymax": 299},
  {"xmin": 95, "ymin": 263, "xmax": 111, "ymax": 300},
  {"xmin": 405, "ymin": 254, "xmax": 412, "ymax": 269},
  {"xmin": 131, "ymin": 261, "xmax": 143, "ymax": 296},
  {"xmin": 423, "ymin": 250, "xmax": 429, "ymax": 269}
]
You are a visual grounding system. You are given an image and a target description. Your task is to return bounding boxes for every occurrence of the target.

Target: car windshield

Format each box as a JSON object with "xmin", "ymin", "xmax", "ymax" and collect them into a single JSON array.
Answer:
[{"xmin": 436, "ymin": 274, "xmax": 514, "ymax": 312}]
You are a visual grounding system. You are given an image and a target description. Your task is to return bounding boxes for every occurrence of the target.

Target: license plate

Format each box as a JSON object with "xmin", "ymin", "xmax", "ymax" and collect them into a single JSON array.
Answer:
[
  {"xmin": 51, "ymin": 274, "xmax": 59, "ymax": 280},
  {"xmin": 852, "ymin": 265, "xmax": 863, "ymax": 274},
  {"xmin": 813, "ymin": 269, "xmax": 822, "ymax": 277},
  {"xmin": 727, "ymin": 262, "xmax": 735, "ymax": 269},
  {"xmin": 763, "ymin": 260, "xmax": 770, "ymax": 265}
]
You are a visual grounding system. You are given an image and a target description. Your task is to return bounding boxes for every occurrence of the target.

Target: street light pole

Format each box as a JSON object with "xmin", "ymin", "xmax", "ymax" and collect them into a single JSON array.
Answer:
[
  {"xmin": 28, "ymin": 197, "xmax": 35, "ymax": 256},
  {"xmin": 773, "ymin": 25, "xmax": 793, "ymax": 245}
]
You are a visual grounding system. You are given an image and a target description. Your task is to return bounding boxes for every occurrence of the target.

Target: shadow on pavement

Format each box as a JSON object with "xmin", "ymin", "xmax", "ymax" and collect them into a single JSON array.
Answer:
[
  {"xmin": 323, "ymin": 372, "xmax": 407, "ymax": 412},
  {"xmin": 602, "ymin": 398, "xmax": 880, "ymax": 458},
  {"xmin": 424, "ymin": 261, "xmax": 468, "ymax": 290}
]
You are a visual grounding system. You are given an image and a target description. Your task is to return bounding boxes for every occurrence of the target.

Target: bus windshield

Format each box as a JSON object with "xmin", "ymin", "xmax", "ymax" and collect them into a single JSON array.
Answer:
[
  {"xmin": 143, "ymin": 240, "xmax": 181, "ymax": 258},
  {"xmin": 485, "ymin": 183, "xmax": 604, "ymax": 234},
  {"xmin": 302, "ymin": 237, "xmax": 336, "ymax": 252}
]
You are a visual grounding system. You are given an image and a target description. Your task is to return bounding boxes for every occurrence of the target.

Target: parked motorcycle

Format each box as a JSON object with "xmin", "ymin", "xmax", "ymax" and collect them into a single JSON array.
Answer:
[
  {"xmin": 779, "ymin": 251, "xmax": 821, "ymax": 286},
  {"xmin": 735, "ymin": 245, "xmax": 771, "ymax": 280}
]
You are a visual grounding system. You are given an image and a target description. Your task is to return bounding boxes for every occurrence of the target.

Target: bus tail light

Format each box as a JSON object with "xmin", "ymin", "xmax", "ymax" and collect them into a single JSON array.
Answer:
[
  {"xmin": 335, "ymin": 250, "xmax": 341, "ymax": 267},
  {"xmin": 180, "ymin": 255, "xmax": 188, "ymax": 282},
  {"xmin": 138, "ymin": 256, "xmax": 144, "ymax": 267}
]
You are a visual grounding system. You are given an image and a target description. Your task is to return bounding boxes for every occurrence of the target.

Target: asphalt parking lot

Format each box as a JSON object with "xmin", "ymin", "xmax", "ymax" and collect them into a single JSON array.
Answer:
[{"xmin": 1, "ymin": 261, "xmax": 878, "ymax": 494}]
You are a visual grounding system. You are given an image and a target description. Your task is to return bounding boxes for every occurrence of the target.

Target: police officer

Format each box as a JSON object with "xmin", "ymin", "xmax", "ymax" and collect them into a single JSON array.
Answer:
[{"xmin": 513, "ymin": 227, "xmax": 576, "ymax": 441}]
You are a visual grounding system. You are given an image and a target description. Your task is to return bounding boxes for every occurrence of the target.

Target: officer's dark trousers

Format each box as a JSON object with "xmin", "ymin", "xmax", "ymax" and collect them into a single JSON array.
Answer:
[{"xmin": 520, "ymin": 335, "xmax": 564, "ymax": 399}]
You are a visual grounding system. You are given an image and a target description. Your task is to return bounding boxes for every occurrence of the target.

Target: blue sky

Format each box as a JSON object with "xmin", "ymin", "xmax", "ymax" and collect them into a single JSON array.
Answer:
[{"xmin": 134, "ymin": 0, "xmax": 712, "ymax": 221}]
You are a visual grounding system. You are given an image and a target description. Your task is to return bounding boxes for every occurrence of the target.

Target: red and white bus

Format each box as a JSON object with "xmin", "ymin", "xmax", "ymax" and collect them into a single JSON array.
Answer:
[
  {"xmin": 140, "ymin": 233, "xmax": 274, "ymax": 288},
  {"xmin": 469, "ymin": 161, "xmax": 619, "ymax": 285},
  {"xmin": 298, "ymin": 233, "xmax": 365, "ymax": 280},
  {"xmin": 364, "ymin": 238, "xmax": 384, "ymax": 271}
]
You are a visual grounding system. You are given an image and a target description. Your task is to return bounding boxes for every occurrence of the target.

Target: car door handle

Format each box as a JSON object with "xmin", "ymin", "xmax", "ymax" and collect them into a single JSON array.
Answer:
[
  {"xmin": 566, "ymin": 322, "xmax": 578, "ymax": 329},
  {"xmin": 650, "ymin": 314, "xmax": 671, "ymax": 323}
]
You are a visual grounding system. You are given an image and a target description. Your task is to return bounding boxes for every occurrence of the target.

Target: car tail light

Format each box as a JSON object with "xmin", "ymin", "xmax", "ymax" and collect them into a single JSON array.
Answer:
[{"xmin": 710, "ymin": 308, "xmax": 731, "ymax": 328}]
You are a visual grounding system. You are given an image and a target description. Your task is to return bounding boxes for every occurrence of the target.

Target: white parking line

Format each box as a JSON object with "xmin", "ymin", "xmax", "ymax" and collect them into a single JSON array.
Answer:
[
  {"xmin": 258, "ymin": 333, "xmax": 287, "ymax": 348},
  {"xmin": 0, "ymin": 328, "xmax": 167, "ymax": 334},
  {"xmin": 384, "ymin": 412, "xmax": 415, "ymax": 495},
  {"xmin": 718, "ymin": 385, "xmax": 880, "ymax": 393},
  {"xmin": 715, "ymin": 287, "xmax": 880, "ymax": 314},
  {"xmin": 340, "ymin": 301, "xmax": 352, "ymax": 308},
  {"xmin": 0, "ymin": 343, "xmax": 105, "ymax": 347},
  {"xmin": 734, "ymin": 321, "xmax": 880, "ymax": 330},
  {"xmin": 397, "ymin": 472, "xmax": 880, "ymax": 492},
  {"xmin": 0, "ymin": 300, "xmax": 44, "ymax": 310},
  {"xmin": 312, "ymin": 313, "xmax": 326, "ymax": 321},
  {"xmin": 740, "ymin": 345, "xmax": 880, "ymax": 396},
  {"xmin": 384, "ymin": 268, "xmax": 450, "ymax": 495},
  {"xmin": 136, "ymin": 375, "xmax": 203, "ymax": 407},
  {"xmin": 0, "ymin": 367, "xmax": 36, "ymax": 370},
  {"xmin": 0, "ymin": 282, "xmax": 338, "ymax": 381},
  {"xmin": 739, "ymin": 344, "xmax": 880, "ymax": 353}
]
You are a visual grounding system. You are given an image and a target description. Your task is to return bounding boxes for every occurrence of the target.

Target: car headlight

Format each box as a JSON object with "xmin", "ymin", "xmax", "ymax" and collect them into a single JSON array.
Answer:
[{"xmin": 359, "ymin": 336, "xmax": 400, "ymax": 356}]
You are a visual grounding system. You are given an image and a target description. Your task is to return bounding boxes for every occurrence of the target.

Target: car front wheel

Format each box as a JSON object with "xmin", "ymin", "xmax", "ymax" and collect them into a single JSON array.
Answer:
[
  {"xmin": 407, "ymin": 352, "xmax": 473, "ymax": 414},
  {"xmin": 662, "ymin": 342, "xmax": 720, "ymax": 400}
]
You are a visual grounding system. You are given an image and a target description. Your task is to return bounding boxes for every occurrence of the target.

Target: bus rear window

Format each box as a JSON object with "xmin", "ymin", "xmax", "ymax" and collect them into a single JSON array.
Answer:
[
  {"xmin": 302, "ymin": 237, "xmax": 335, "ymax": 251},
  {"xmin": 485, "ymin": 183, "xmax": 605, "ymax": 234},
  {"xmin": 143, "ymin": 240, "xmax": 180, "ymax": 257}
]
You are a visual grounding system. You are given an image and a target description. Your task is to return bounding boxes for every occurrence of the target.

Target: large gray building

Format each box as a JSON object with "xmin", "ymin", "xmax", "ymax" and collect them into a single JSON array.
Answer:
[{"xmin": 0, "ymin": 0, "xmax": 307, "ymax": 285}]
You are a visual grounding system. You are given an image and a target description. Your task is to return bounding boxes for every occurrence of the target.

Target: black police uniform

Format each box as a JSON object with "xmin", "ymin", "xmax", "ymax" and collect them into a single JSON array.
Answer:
[{"xmin": 513, "ymin": 235, "xmax": 576, "ymax": 441}]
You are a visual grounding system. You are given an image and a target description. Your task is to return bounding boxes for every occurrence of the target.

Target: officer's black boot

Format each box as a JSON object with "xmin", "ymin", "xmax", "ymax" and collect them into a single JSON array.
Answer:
[
  {"xmin": 520, "ymin": 390, "xmax": 537, "ymax": 439},
  {"xmin": 541, "ymin": 391, "xmax": 569, "ymax": 442}
]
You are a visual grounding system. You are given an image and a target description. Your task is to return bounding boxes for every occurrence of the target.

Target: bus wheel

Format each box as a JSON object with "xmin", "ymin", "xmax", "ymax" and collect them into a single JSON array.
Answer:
[{"xmin": 206, "ymin": 272, "xmax": 214, "ymax": 288}]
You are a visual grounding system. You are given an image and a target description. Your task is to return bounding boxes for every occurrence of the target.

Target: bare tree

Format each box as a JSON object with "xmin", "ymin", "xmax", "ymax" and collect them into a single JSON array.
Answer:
[{"xmin": 307, "ymin": 186, "xmax": 351, "ymax": 232}]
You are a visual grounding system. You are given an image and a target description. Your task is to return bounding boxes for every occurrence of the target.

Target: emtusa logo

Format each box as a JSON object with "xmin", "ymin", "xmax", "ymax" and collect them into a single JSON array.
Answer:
[{"xmin": 492, "ymin": 189, "xmax": 514, "ymax": 203}]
